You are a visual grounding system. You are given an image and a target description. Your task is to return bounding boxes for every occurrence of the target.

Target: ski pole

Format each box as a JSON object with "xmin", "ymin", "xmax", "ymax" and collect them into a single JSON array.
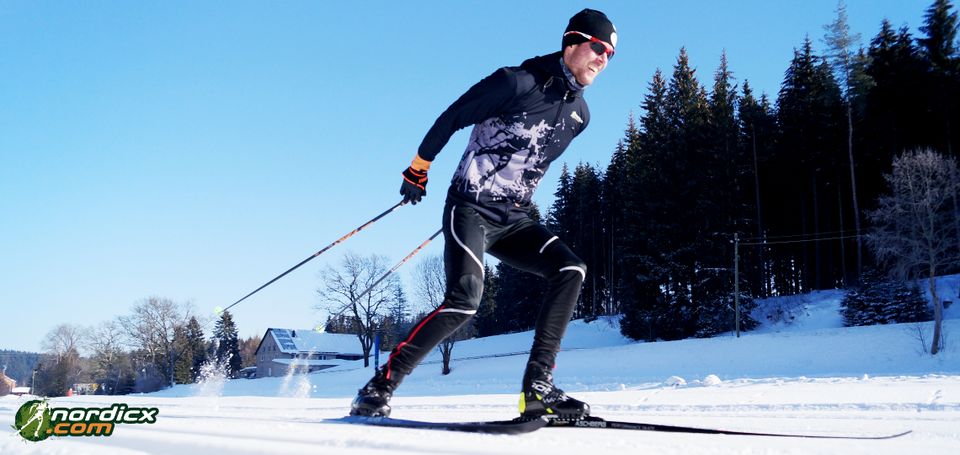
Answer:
[
  {"xmin": 348, "ymin": 228, "xmax": 443, "ymax": 307},
  {"xmin": 224, "ymin": 200, "xmax": 406, "ymax": 312}
]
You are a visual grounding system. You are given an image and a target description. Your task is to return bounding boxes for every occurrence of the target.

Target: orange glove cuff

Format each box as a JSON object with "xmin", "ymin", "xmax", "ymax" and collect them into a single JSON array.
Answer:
[{"xmin": 411, "ymin": 154, "xmax": 432, "ymax": 172}]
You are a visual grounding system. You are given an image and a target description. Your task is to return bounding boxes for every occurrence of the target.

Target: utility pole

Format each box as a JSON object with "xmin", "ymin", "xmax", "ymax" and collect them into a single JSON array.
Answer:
[
  {"xmin": 734, "ymin": 233, "xmax": 741, "ymax": 338},
  {"xmin": 374, "ymin": 332, "xmax": 381, "ymax": 370}
]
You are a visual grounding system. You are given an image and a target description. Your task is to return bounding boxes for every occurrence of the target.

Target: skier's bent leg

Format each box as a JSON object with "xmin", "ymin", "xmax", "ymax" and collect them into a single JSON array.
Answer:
[
  {"xmin": 524, "ymin": 245, "xmax": 589, "ymax": 419},
  {"xmin": 350, "ymin": 283, "xmax": 479, "ymax": 417},
  {"xmin": 488, "ymin": 224, "xmax": 590, "ymax": 419},
  {"xmin": 383, "ymin": 204, "xmax": 487, "ymax": 379},
  {"xmin": 384, "ymin": 274, "xmax": 481, "ymax": 379},
  {"xmin": 352, "ymin": 204, "xmax": 487, "ymax": 417},
  {"xmin": 529, "ymin": 252, "xmax": 585, "ymax": 371},
  {"xmin": 519, "ymin": 260, "xmax": 588, "ymax": 419}
]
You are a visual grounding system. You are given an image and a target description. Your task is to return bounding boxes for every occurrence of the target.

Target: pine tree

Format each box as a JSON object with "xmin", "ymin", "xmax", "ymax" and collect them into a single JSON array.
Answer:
[
  {"xmin": 569, "ymin": 162, "xmax": 604, "ymax": 318},
  {"xmin": 628, "ymin": 69, "xmax": 668, "ymax": 292},
  {"xmin": 173, "ymin": 326, "xmax": 193, "ymax": 384},
  {"xmin": 841, "ymin": 269, "xmax": 933, "ymax": 326},
  {"xmin": 323, "ymin": 315, "xmax": 353, "ymax": 333},
  {"xmin": 213, "ymin": 310, "xmax": 242, "ymax": 378},
  {"xmin": 739, "ymin": 80, "xmax": 777, "ymax": 298},
  {"xmin": 239, "ymin": 335, "xmax": 261, "ymax": 369},
  {"xmin": 664, "ymin": 47, "xmax": 713, "ymax": 339},
  {"xmin": 184, "ymin": 317, "xmax": 206, "ymax": 381},
  {"xmin": 546, "ymin": 164, "xmax": 572, "ymax": 240},
  {"xmin": 918, "ymin": 0, "xmax": 960, "ymax": 155},
  {"xmin": 618, "ymin": 69, "xmax": 672, "ymax": 341},
  {"xmin": 769, "ymin": 44, "xmax": 805, "ymax": 295},
  {"xmin": 684, "ymin": 52, "xmax": 766, "ymax": 338},
  {"xmin": 472, "ymin": 264, "xmax": 500, "ymax": 337},
  {"xmin": 386, "ymin": 281, "xmax": 411, "ymax": 349},
  {"xmin": 638, "ymin": 70, "xmax": 670, "ymax": 161},
  {"xmin": 621, "ymin": 48, "xmax": 717, "ymax": 341},
  {"xmin": 823, "ymin": 0, "xmax": 866, "ymax": 281},
  {"xmin": 774, "ymin": 37, "xmax": 846, "ymax": 292},
  {"xmin": 602, "ymin": 137, "xmax": 629, "ymax": 314},
  {"xmin": 889, "ymin": 281, "xmax": 934, "ymax": 323},
  {"xmin": 863, "ymin": 20, "xmax": 928, "ymax": 219},
  {"xmin": 919, "ymin": 0, "xmax": 959, "ymax": 74},
  {"xmin": 492, "ymin": 264, "xmax": 545, "ymax": 333},
  {"xmin": 706, "ymin": 51, "xmax": 741, "ymax": 239}
]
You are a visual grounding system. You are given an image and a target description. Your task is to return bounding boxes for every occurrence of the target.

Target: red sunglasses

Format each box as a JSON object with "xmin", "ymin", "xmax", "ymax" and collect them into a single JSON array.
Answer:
[{"xmin": 564, "ymin": 31, "xmax": 615, "ymax": 60}]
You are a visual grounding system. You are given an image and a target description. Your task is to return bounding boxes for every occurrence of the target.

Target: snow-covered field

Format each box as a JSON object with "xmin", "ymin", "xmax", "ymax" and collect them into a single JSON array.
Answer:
[{"xmin": 3, "ymin": 285, "xmax": 960, "ymax": 454}]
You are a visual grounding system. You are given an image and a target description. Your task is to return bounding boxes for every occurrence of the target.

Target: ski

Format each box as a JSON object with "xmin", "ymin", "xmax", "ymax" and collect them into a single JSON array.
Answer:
[
  {"xmin": 546, "ymin": 416, "xmax": 912, "ymax": 440},
  {"xmin": 333, "ymin": 415, "xmax": 910, "ymax": 439},
  {"xmin": 331, "ymin": 416, "xmax": 547, "ymax": 434}
]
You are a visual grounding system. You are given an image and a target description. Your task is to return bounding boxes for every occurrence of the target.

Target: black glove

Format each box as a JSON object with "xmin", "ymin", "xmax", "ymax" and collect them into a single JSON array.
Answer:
[{"xmin": 400, "ymin": 166, "xmax": 428, "ymax": 205}]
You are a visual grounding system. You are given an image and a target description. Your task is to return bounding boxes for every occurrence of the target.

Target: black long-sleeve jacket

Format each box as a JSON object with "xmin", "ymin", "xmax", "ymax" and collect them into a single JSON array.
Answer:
[{"xmin": 417, "ymin": 51, "xmax": 590, "ymax": 224}]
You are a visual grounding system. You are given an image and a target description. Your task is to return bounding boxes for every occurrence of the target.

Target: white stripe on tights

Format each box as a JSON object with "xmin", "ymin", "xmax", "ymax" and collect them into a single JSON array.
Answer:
[
  {"xmin": 438, "ymin": 308, "xmax": 477, "ymax": 315},
  {"xmin": 450, "ymin": 206, "xmax": 485, "ymax": 276},
  {"xmin": 559, "ymin": 265, "xmax": 586, "ymax": 281},
  {"xmin": 539, "ymin": 236, "xmax": 559, "ymax": 254}
]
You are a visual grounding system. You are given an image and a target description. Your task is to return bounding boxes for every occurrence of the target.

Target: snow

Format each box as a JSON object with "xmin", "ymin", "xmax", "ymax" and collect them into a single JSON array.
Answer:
[{"xmin": 2, "ymin": 286, "xmax": 959, "ymax": 454}]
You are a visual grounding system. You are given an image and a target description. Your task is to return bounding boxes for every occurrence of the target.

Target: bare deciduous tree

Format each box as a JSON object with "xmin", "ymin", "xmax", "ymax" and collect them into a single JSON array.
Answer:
[
  {"xmin": 868, "ymin": 149, "xmax": 959, "ymax": 354},
  {"xmin": 85, "ymin": 319, "xmax": 127, "ymax": 393},
  {"xmin": 38, "ymin": 324, "xmax": 85, "ymax": 396},
  {"xmin": 118, "ymin": 297, "xmax": 193, "ymax": 388},
  {"xmin": 416, "ymin": 255, "xmax": 475, "ymax": 375},
  {"xmin": 42, "ymin": 324, "xmax": 85, "ymax": 360},
  {"xmin": 316, "ymin": 252, "xmax": 396, "ymax": 367}
]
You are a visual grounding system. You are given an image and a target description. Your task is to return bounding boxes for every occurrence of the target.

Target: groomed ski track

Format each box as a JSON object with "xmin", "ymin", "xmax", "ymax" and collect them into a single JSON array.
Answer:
[{"xmin": 2, "ymin": 375, "xmax": 957, "ymax": 455}]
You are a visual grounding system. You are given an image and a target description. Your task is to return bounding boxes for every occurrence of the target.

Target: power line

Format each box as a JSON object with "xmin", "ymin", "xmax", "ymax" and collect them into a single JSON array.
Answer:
[
  {"xmin": 739, "ymin": 233, "xmax": 862, "ymax": 247},
  {"xmin": 739, "ymin": 228, "xmax": 862, "ymax": 243}
]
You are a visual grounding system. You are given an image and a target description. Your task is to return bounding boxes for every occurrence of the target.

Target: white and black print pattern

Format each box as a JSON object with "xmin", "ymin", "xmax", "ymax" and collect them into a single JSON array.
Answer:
[{"xmin": 452, "ymin": 116, "xmax": 555, "ymax": 204}]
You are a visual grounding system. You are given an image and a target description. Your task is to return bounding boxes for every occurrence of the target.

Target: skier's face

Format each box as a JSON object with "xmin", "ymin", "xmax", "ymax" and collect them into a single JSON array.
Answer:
[{"xmin": 563, "ymin": 40, "xmax": 610, "ymax": 86}]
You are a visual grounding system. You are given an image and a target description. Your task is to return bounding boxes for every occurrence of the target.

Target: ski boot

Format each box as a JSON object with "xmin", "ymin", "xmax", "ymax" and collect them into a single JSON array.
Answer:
[
  {"xmin": 350, "ymin": 368, "xmax": 402, "ymax": 417},
  {"xmin": 518, "ymin": 366, "xmax": 590, "ymax": 420}
]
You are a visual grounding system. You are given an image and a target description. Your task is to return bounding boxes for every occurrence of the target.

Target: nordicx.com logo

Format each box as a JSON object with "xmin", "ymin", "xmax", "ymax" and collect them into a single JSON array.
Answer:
[{"xmin": 12, "ymin": 399, "xmax": 159, "ymax": 442}]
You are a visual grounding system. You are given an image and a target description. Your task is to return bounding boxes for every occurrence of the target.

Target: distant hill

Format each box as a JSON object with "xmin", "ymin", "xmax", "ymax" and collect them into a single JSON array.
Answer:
[{"xmin": 0, "ymin": 350, "xmax": 41, "ymax": 386}]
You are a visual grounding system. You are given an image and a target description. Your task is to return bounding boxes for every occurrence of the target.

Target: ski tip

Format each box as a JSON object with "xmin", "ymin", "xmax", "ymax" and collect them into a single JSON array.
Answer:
[{"xmin": 878, "ymin": 430, "xmax": 912, "ymax": 439}]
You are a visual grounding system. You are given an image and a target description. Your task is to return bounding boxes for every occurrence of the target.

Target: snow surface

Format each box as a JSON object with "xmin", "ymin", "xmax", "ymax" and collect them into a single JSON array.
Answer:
[{"xmin": 2, "ymin": 287, "xmax": 960, "ymax": 454}]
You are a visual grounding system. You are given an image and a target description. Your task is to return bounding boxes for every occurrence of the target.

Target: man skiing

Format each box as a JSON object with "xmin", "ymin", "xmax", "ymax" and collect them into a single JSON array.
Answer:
[{"xmin": 351, "ymin": 9, "xmax": 617, "ymax": 420}]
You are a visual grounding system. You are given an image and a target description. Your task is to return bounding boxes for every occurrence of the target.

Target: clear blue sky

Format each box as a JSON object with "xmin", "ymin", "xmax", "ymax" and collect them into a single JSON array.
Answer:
[{"xmin": 0, "ymin": 1, "xmax": 928, "ymax": 352}]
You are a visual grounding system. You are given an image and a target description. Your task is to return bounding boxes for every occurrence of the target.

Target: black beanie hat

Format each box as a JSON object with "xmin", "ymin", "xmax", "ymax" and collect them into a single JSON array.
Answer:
[{"xmin": 563, "ymin": 9, "xmax": 617, "ymax": 50}]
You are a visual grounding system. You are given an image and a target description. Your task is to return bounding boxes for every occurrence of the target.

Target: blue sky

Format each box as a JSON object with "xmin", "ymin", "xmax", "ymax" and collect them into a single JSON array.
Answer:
[{"xmin": 0, "ymin": 1, "xmax": 929, "ymax": 352}]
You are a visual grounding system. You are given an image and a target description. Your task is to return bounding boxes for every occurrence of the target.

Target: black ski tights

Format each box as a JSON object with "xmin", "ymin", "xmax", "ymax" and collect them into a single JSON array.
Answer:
[{"xmin": 384, "ymin": 204, "xmax": 585, "ymax": 381}]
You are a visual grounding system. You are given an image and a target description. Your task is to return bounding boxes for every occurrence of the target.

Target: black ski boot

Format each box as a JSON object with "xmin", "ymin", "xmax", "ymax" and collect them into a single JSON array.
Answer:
[
  {"xmin": 518, "ymin": 366, "xmax": 590, "ymax": 420},
  {"xmin": 350, "ymin": 369, "xmax": 402, "ymax": 417}
]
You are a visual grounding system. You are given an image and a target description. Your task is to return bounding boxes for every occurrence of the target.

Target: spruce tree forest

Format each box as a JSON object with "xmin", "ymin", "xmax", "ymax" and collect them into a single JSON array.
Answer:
[{"xmin": 471, "ymin": 0, "xmax": 960, "ymax": 342}]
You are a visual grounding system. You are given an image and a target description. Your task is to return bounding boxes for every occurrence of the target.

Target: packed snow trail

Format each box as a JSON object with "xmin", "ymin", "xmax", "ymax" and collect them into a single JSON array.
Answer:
[
  {"xmin": 3, "ymin": 295, "xmax": 958, "ymax": 454},
  {"xmin": 2, "ymin": 375, "xmax": 957, "ymax": 455}
]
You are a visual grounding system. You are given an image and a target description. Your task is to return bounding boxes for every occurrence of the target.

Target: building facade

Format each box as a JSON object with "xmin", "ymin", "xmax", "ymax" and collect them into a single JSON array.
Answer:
[{"xmin": 254, "ymin": 328, "xmax": 370, "ymax": 378}]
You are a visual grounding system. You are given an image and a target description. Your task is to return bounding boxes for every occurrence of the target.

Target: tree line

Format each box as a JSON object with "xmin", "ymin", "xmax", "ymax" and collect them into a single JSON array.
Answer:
[
  {"xmin": 538, "ymin": 0, "xmax": 960, "ymax": 342},
  {"xmin": 13, "ymin": 298, "xmax": 260, "ymax": 397},
  {"xmin": 0, "ymin": 350, "xmax": 41, "ymax": 388},
  {"xmin": 320, "ymin": 0, "xmax": 960, "ymax": 365}
]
